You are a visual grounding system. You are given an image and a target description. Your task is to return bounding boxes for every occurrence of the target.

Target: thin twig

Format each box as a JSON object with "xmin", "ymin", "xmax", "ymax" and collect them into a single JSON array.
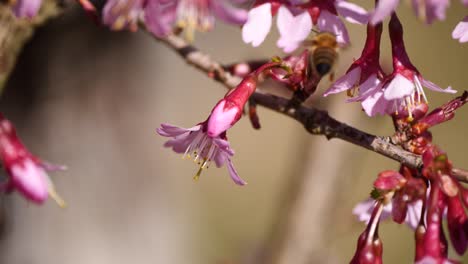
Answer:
[{"xmin": 152, "ymin": 32, "xmax": 468, "ymax": 181}]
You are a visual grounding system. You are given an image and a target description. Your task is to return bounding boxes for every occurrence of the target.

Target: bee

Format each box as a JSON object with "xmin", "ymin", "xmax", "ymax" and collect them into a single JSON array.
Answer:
[{"xmin": 308, "ymin": 31, "xmax": 339, "ymax": 80}]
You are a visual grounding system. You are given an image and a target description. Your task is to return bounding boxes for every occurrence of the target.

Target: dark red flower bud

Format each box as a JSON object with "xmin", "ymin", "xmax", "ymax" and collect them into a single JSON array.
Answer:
[
  {"xmin": 207, "ymin": 75, "xmax": 257, "ymax": 137},
  {"xmin": 415, "ymin": 91, "xmax": 468, "ymax": 132},
  {"xmin": 447, "ymin": 195, "xmax": 468, "ymax": 255},
  {"xmin": 350, "ymin": 203, "xmax": 384, "ymax": 264},
  {"xmin": 391, "ymin": 191, "xmax": 408, "ymax": 224},
  {"xmin": 421, "ymin": 184, "xmax": 448, "ymax": 259}
]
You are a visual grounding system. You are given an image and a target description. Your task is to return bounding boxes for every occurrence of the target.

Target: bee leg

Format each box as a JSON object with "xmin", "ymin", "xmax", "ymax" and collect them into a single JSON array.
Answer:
[{"xmin": 248, "ymin": 98, "xmax": 261, "ymax": 130}]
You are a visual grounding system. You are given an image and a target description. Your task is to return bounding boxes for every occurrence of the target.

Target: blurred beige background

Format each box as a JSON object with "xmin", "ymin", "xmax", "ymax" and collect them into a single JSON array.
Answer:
[{"xmin": 0, "ymin": 2, "xmax": 467, "ymax": 263}]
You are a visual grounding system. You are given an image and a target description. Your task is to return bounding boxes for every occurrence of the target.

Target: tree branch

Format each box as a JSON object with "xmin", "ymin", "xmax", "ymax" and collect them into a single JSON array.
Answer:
[
  {"xmin": 153, "ymin": 32, "xmax": 468, "ymax": 183},
  {"xmin": 0, "ymin": 0, "xmax": 62, "ymax": 92}
]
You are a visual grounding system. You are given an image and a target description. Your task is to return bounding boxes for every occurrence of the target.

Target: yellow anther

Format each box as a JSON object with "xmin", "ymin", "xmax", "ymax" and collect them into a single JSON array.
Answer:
[
  {"xmin": 49, "ymin": 188, "xmax": 67, "ymax": 208},
  {"xmin": 112, "ymin": 17, "xmax": 126, "ymax": 31},
  {"xmin": 193, "ymin": 166, "xmax": 203, "ymax": 181}
]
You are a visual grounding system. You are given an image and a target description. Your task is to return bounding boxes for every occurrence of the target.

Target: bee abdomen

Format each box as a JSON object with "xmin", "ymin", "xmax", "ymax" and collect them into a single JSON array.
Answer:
[{"xmin": 312, "ymin": 47, "xmax": 337, "ymax": 76}]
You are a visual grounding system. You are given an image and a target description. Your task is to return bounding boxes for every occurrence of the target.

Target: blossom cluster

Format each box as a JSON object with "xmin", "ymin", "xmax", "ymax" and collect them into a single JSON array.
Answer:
[
  {"xmin": 6, "ymin": 0, "xmax": 468, "ymax": 45},
  {"xmin": 353, "ymin": 92, "xmax": 468, "ymax": 263},
  {"xmin": 1, "ymin": 0, "xmax": 468, "ymax": 263}
]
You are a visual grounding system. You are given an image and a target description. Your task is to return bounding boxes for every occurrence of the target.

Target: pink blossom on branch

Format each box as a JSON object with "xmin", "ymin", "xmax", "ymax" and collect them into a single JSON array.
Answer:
[
  {"xmin": 302, "ymin": 0, "xmax": 369, "ymax": 45},
  {"xmin": 353, "ymin": 169, "xmax": 423, "ymax": 230},
  {"xmin": 157, "ymin": 75, "xmax": 258, "ymax": 185},
  {"xmin": 90, "ymin": 0, "xmax": 247, "ymax": 40},
  {"xmin": 323, "ymin": 23, "xmax": 385, "ymax": 116},
  {"xmin": 354, "ymin": 196, "xmax": 424, "ymax": 229},
  {"xmin": 165, "ymin": 0, "xmax": 248, "ymax": 41},
  {"xmin": 353, "ymin": 14, "xmax": 455, "ymax": 117},
  {"xmin": 157, "ymin": 123, "xmax": 246, "ymax": 185},
  {"xmin": 0, "ymin": 114, "xmax": 66, "ymax": 206},
  {"xmin": 242, "ymin": 0, "xmax": 368, "ymax": 52},
  {"xmin": 11, "ymin": 0, "xmax": 42, "ymax": 18},
  {"xmin": 411, "ymin": 0, "xmax": 449, "ymax": 24},
  {"xmin": 370, "ymin": 0, "xmax": 450, "ymax": 25},
  {"xmin": 419, "ymin": 146, "xmax": 468, "ymax": 259},
  {"xmin": 102, "ymin": 0, "xmax": 145, "ymax": 31}
]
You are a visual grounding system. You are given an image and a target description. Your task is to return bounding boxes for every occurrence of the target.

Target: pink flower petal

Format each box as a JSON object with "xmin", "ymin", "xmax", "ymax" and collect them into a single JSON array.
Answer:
[
  {"xmin": 346, "ymin": 74, "xmax": 382, "ymax": 102},
  {"xmin": 353, "ymin": 198, "xmax": 422, "ymax": 230},
  {"xmin": 452, "ymin": 16, "xmax": 468, "ymax": 43},
  {"xmin": 211, "ymin": 0, "xmax": 248, "ymax": 25},
  {"xmin": 103, "ymin": 0, "xmax": 143, "ymax": 31},
  {"xmin": 227, "ymin": 159, "xmax": 246, "ymax": 185},
  {"xmin": 276, "ymin": 7, "xmax": 312, "ymax": 53},
  {"xmin": 420, "ymin": 77, "xmax": 457, "ymax": 94},
  {"xmin": 383, "ymin": 74, "xmax": 414, "ymax": 100},
  {"xmin": 405, "ymin": 200, "xmax": 423, "ymax": 230},
  {"xmin": 145, "ymin": 0, "xmax": 177, "ymax": 37},
  {"xmin": 157, "ymin": 123, "xmax": 200, "ymax": 137},
  {"xmin": 158, "ymin": 124, "xmax": 202, "ymax": 153},
  {"xmin": 11, "ymin": 159, "xmax": 49, "ymax": 204},
  {"xmin": 317, "ymin": 10, "xmax": 350, "ymax": 46},
  {"xmin": 370, "ymin": 0, "xmax": 400, "ymax": 25},
  {"xmin": 242, "ymin": 3, "xmax": 272, "ymax": 47},
  {"xmin": 335, "ymin": 0, "xmax": 369, "ymax": 24},
  {"xmin": 353, "ymin": 198, "xmax": 392, "ymax": 223},
  {"xmin": 424, "ymin": 0, "xmax": 449, "ymax": 24},
  {"xmin": 207, "ymin": 100, "xmax": 240, "ymax": 138},
  {"xmin": 323, "ymin": 68, "xmax": 361, "ymax": 96},
  {"xmin": 12, "ymin": 0, "xmax": 42, "ymax": 18},
  {"xmin": 361, "ymin": 90, "xmax": 390, "ymax": 116}
]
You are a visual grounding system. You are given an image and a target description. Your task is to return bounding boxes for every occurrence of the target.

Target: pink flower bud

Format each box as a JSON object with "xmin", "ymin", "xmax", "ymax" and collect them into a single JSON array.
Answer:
[
  {"xmin": 373, "ymin": 170, "xmax": 406, "ymax": 191},
  {"xmin": 207, "ymin": 75, "xmax": 257, "ymax": 137},
  {"xmin": 207, "ymin": 99, "xmax": 241, "ymax": 138},
  {"xmin": 416, "ymin": 91, "xmax": 468, "ymax": 131}
]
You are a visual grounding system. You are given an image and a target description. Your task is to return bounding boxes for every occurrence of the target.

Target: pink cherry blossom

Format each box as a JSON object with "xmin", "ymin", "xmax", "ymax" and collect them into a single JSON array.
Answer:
[
  {"xmin": 0, "ymin": 114, "xmax": 66, "ymax": 206},
  {"xmin": 302, "ymin": 0, "xmax": 369, "ymax": 46},
  {"xmin": 370, "ymin": 0, "xmax": 450, "ymax": 25},
  {"xmin": 243, "ymin": 0, "xmax": 368, "ymax": 51},
  {"xmin": 100, "ymin": 0, "xmax": 247, "ymax": 40},
  {"xmin": 103, "ymin": 0, "xmax": 144, "ymax": 31},
  {"xmin": 12, "ymin": 0, "xmax": 42, "ymax": 18},
  {"xmin": 324, "ymin": 24, "xmax": 385, "ymax": 116},
  {"xmin": 357, "ymin": 14, "xmax": 456, "ymax": 117},
  {"xmin": 316, "ymin": 9, "xmax": 350, "ymax": 45},
  {"xmin": 411, "ymin": 0, "xmax": 449, "ymax": 24},
  {"xmin": 171, "ymin": 0, "xmax": 248, "ymax": 40},
  {"xmin": 157, "ymin": 123, "xmax": 246, "ymax": 185},
  {"xmin": 157, "ymin": 74, "xmax": 258, "ymax": 185},
  {"xmin": 452, "ymin": 16, "xmax": 468, "ymax": 43},
  {"xmin": 358, "ymin": 73, "xmax": 455, "ymax": 117}
]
